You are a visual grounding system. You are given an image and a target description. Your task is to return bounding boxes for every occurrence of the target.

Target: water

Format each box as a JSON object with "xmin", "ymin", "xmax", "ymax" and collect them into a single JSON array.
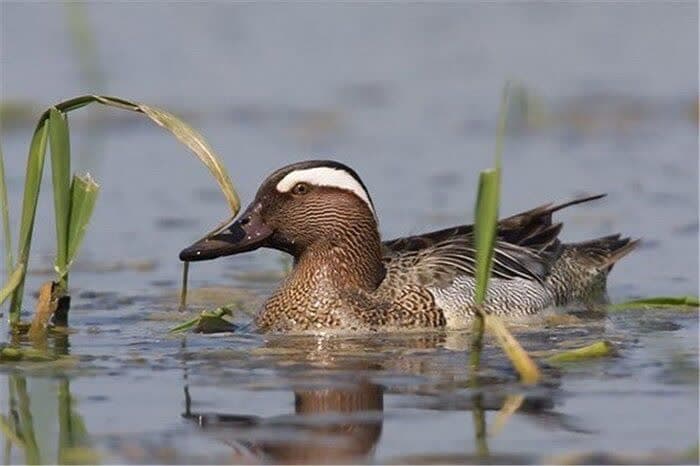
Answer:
[{"xmin": 1, "ymin": 3, "xmax": 698, "ymax": 464}]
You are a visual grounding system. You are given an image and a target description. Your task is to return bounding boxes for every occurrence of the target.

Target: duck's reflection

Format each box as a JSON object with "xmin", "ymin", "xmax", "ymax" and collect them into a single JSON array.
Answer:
[
  {"xmin": 183, "ymin": 380, "xmax": 384, "ymax": 464},
  {"xmin": 180, "ymin": 329, "xmax": 591, "ymax": 464}
]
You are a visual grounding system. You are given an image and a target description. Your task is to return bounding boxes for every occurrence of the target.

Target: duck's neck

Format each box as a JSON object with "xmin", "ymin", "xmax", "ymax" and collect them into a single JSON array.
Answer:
[
  {"xmin": 257, "ymin": 220, "xmax": 384, "ymax": 332},
  {"xmin": 291, "ymin": 224, "xmax": 384, "ymax": 292}
]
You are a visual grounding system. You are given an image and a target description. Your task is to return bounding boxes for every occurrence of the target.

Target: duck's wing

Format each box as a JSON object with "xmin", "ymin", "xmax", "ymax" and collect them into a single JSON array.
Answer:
[{"xmin": 380, "ymin": 194, "xmax": 605, "ymax": 288}]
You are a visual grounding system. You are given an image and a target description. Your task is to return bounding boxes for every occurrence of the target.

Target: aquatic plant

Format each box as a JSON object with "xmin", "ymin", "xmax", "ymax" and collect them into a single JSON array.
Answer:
[
  {"xmin": 1, "ymin": 95, "xmax": 239, "ymax": 335},
  {"xmin": 546, "ymin": 340, "xmax": 617, "ymax": 363},
  {"xmin": 470, "ymin": 83, "xmax": 541, "ymax": 385},
  {"xmin": 608, "ymin": 295, "xmax": 699, "ymax": 310}
]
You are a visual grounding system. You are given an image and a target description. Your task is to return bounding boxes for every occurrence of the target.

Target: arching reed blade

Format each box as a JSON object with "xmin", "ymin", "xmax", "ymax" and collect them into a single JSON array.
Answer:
[{"xmin": 5, "ymin": 95, "xmax": 240, "ymax": 329}]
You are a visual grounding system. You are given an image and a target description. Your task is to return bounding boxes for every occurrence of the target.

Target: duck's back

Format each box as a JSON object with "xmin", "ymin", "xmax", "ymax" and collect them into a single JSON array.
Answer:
[{"xmin": 374, "ymin": 194, "xmax": 638, "ymax": 329}]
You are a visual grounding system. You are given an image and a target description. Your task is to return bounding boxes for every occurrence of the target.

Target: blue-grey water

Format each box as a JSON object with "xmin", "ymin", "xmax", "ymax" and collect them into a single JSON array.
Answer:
[{"xmin": 1, "ymin": 3, "xmax": 698, "ymax": 464}]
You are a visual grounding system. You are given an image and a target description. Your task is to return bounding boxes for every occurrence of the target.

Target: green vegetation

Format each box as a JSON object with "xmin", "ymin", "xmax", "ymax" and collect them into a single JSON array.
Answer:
[
  {"xmin": 168, "ymin": 306, "xmax": 237, "ymax": 334},
  {"xmin": 547, "ymin": 340, "xmax": 617, "ymax": 363},
  {"xmin": 469, "ymin": 83, "xmax": 541, "ymax": 385},
  {"xmin": 608, "ymin": 295, "xmax": 699, "ymax": 311},
  {"xmin": 0, "ymin": 265, "xmax": 24, "ymax": 307},
  {"xmin": 0, "ymin": 143, "xmax": 12, "ymax": 274},
  {"xmin": 1, "ymin": 95, "xmax": 240, "ymax": 335},
  {"xmin": 0, "ymin": 345, "xmax": 56, "ymax": 363}
]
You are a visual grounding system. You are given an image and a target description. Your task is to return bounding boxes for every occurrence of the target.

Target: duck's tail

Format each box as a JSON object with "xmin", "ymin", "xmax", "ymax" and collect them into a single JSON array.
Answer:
[
  {"xmin": 568, "ymin": 234, "xmax": 641, "ymax": 272},
  {"xmin": 547, "ymin": 235, "xmax": 640, "ymax": 308}
]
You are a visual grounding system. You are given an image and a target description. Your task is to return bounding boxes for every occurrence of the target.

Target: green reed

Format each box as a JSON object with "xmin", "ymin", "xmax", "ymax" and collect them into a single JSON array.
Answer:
[
  {"xmin": 546, "ymin": 340, "xmax": 616, "ymax": 363},
  {"xmin": 608, "ymin": 295, "xmax": 699, "ymax": 311},
  {"xmin": 1, "ymin": 95, "xmax": 240, "ymax": 332},
  {"xmin": 470, "ymin": 83, "xmax": 541, "ymax": 385},
  {"xmin": 0, "ymin": 143, "xmax": 13, "ymax": 275}
]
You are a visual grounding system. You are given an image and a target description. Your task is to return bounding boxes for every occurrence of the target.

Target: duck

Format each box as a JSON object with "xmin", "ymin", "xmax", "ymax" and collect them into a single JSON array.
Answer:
[{"xmin": 180, "ymin": 160, "xmax": 639, "ymax": 333}]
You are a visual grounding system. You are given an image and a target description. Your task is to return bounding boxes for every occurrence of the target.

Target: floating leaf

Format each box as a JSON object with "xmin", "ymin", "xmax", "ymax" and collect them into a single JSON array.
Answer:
[
  {"xmin": 547, "ymin": 340, "xmax": 617, "ymax": 363},
  {"xmin": 608, "ymin": 295, "xmax": 699, "ymax": 311},
  {"xmin": 169, "ymin": 307, "xmax": 236, "ymax": 334}
]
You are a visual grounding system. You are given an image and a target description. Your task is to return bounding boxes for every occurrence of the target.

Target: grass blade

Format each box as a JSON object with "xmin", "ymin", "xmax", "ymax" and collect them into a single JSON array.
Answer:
[
  {"xmin": 0, "ymin": 263, "xmax": 25, "ymax": 306},
  {"xmin": 473, "ymin": 170, "xmax": 500, "ymax": 303},
  {"xmin": 136, "ymin": 103, "xmax": 240, "ymax": 215},
  {"xmin": 546, "ymin": 340, "xmax": 616, "ymax": 363},
  {"xmin": 6, "ymin": 95, "xmax": 239, "ymax": 326},
  {"xmin": 0, "ymin": 142, "xmax": 13, "ymax": 275},
  {"xmin": 9, "ymin": 123, "xmax": 49, "ymax": 321},
  {"xmin": 484, "ymin": 315, "xmax": 540, "ymax": 383},
  {"xmin": 67, "ymin": 174, "xmax": 100, "ymax": 264},
  {"xmin": 470, "ymin": 170, "xmax": 501, "ymax": 372},
  {"xmin": 179, "ymin": 261, "xmax": 190, "ymax": 311},
  {"xmin": 31, "ymin": 95, "xmax": 239, "ymax": 215},
  {"xmin": 168, "ymin": 315, "xmax": 203, "ymax": 334},
  {"xmin": 168, "ymin": 307, "xmax": 234, "ymax": 334},
  {"xmin": 473, "ymin": 82, "xmax": 509, "ymax": 302},
  {"xmin": 48, "ymin": 108, "xmax": 72, "ymax": 286},
  {"xmin": 469, "ymin": 82, "xmax": 541, "ymax": 385}
]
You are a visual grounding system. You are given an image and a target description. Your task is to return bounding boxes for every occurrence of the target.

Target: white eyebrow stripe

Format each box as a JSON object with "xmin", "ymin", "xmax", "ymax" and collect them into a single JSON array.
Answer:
[{"xmin": 276, "ymin": 167, "xmax": 375, "ymax": 215}]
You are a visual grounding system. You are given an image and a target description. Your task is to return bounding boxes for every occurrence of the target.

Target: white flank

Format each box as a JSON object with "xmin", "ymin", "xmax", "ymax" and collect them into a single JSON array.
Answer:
[{"xmin": 276, "ymin": 167, "xmax": 375, "ymax": 215}]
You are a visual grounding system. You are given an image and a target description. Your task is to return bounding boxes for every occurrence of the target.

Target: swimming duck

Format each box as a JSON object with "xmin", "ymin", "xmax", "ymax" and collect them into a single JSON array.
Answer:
[{"xmin": 180, "ymin": 160, "xmax": 638, "ymax": 333}]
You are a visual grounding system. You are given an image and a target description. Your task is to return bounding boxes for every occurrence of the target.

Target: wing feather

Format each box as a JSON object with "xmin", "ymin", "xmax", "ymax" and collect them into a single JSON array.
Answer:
[{"xmin": 380, "ymin": 194, "xmax": 606, "ymax": 290}]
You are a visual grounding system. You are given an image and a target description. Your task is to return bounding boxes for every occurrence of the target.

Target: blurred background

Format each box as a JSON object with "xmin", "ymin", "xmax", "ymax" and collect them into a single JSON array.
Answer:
[{"xmin": 0, "ymin": 3, "xmax": 698, "ymax": 463}]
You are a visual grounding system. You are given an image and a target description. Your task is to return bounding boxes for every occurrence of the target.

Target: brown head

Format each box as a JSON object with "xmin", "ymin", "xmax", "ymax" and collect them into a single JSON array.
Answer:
[{"xmin": 180, "ymin": 161, "xmax": 382, "ymax": 281}]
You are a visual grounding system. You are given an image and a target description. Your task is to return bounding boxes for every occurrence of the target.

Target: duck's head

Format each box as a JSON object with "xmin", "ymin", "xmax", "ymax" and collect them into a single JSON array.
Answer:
[{"xmin": 180, "ymin": 160, "xmax": 377, "ymax": 261}]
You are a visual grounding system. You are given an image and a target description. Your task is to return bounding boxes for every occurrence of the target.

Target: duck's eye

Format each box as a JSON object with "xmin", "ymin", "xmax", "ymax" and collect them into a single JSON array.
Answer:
[{"xmin": 291, "ymin": 182, "xmax": 310, "ymax": 195}]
